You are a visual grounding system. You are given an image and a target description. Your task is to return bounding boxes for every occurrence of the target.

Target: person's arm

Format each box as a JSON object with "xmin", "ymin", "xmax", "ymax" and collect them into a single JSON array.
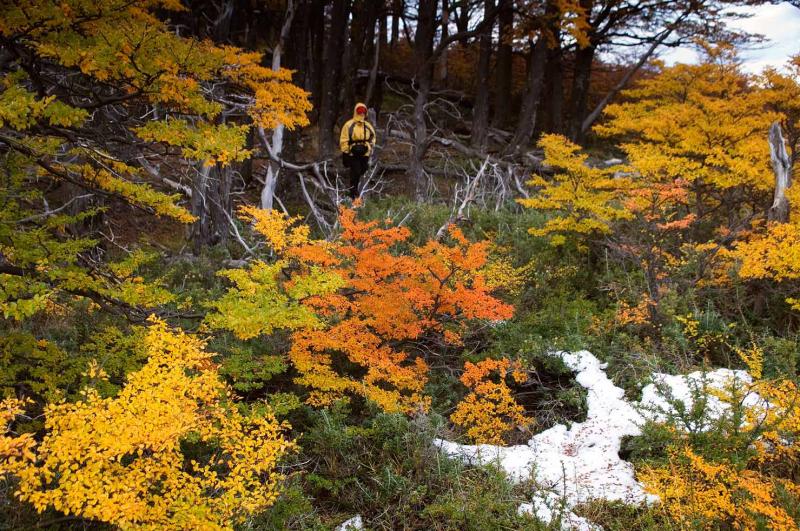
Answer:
[{"xmin": 339, "ymin": 120, "xmax": 351, "ymax": 154}]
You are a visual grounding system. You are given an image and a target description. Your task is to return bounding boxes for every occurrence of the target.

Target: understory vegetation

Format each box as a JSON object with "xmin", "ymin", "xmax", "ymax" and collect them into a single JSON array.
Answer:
[{"xmin": 1, "ymin": 0, "xmax": 799, "ymax": 530}]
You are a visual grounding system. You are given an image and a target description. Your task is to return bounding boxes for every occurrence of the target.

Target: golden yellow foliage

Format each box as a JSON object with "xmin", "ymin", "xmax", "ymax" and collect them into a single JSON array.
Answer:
[
  {"xmin": 639, "ymin": 445, "xmax": 796, "ymax": 530},
  {"xmin": 450, "ymin": 358, "xmax": 532, "ymax": 445},
  {"xmin": 640, "ymin": 344, "xmax": 799, "ymax": 530},
  {"xmin": 598, "ymin": 44, "xmax": 777, "ymax": 194},
  {"xmin": 0, "ymin": 319, "xmax": 296, "ymax": 530},
  {"xmin": 518, "ymin": 134, "xmax": 633, "ymax": 246}
]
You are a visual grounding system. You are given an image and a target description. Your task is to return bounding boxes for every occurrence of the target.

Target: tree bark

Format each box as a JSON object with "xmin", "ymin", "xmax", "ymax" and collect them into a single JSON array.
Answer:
[
  {"xmin": 365, "ymin": 18, "xmax": 382, "ymax": 109},
  {"xmin": 317, "ymin": 0, "xmax": 349, "ymax": 157},
  {"xmin": 409, "ymin": 0, "xmax": 438, "ymax": 200},
  {"xmin": 567, "ymin": 42, "xmax": 596, "ymax": 142},
  {"xmin": 391, "ymin": 0, "xmax": 403, "ymax": 47},
  {"xmin": 768, "ymin": 121, "xmax": 793, "ymax": 223},
  {"xmin": 507, "ymin": 37, "xmax": 547, "ymax": 154},
  {"xmin": 470, "ymin": 0, "xmax": 494, "ymax": 151},
  {"xmin": 191, "ymin": 164, "xmax": 212, "ymax": 255},
  {"xmin": 436, "ymin": 0, "xmax": 450, "ymax": 84},
  {"xmin": 261, "ymin": 0, "xmax": 296, "ymax": 211},
  {"xmin": 455, "ymin": 0, "xmax": 470, "ymax": 33},
  {"xmin": 542, "ymin": 44, "xmax": 563, "ymax": 134},
  {"xmin": 491, "ymin": 0, "xmax": 513, "ymax": 129},
  {"xmin": 307, "ymin": 0, "xmax": 326, "ymax": 120}
]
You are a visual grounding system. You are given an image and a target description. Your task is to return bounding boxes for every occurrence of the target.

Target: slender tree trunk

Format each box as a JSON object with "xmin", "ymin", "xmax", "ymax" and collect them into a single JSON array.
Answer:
[
  {"xmin": 470, "ymin": 0, "xmax": 494, "ymax": 151},
  {"xmin": 567, "ymin": 42, "xmax": 596, "ymax": 142},
  {"xmin": 769, "ymin": 121, "xmax": 793, "ymax": 223},
  {"xmin": 191, "ymin": 164, "xmax": 212, "ymax": 255},
  {"xmin": 409, "ymin": 0, "xmax": 437, "ymax": 200},
  {"xmin": 580, "ymin": 10, "xmax": 690, "ymax": 135},
  {"xmin": 318, "ymin": 0, "xmax": 350, "ymax": 157},
  {"xmin": 379, "ymin": 5, "xmax": 388, "ymax": 48},
  {"xmin": 541, "ymin": 34, "xmax": 563, "ymax": 134},
  {"xmin": 437, "ymin": 0, "xmax": 449, "ymax": 84},
  {"xmin": 455, "ymin": 0, "xmax": 469, "ymax": 33},
  {"xmin": 262, "ymin": 0, "xmax": 296, "ymax": 210},
  {"xmin": 366, "ymin": 18, "xmax": 382, "ymax": 109},
  {"xmin": 308, "ymin": 0, "xmax": 326, "ymax": 120},
  {"xmin": 492, "ymin": 0, "xmax": 513, "ymax": 129},
  {"xmin": 391, "ymin": 0, "xmax": 402, "ymax": 47},
  {"xmin": 209, "ymin": 163, "xmax": 232, "ymax": 246},
  {"xmin": 507, "ymin": 37, "xmax": 547, "ymax": 154}
]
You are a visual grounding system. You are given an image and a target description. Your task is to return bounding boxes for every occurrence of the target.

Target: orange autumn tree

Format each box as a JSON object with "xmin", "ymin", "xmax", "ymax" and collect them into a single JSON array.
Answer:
[
  {"xmin": 0, "ymin": 319, "xmax": 297, "ymax": 530},
  {"xmin": 208, "ymin": 206, "xmax": 514, "ymax": 414},
  {"xmin": 450, "ymin": 358, "xmax": 532, "ymax": 444}
]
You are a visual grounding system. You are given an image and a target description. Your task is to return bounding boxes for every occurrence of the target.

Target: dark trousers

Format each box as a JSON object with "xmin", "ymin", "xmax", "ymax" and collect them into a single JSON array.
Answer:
[{"xmin": 342, "ymin": 153, "xmax": 368, "ymax": 198}]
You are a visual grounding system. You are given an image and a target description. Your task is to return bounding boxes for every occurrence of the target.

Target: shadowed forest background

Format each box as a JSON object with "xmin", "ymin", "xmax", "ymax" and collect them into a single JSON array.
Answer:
[{"xmin": 1, "ymin": 1, "xmax": 800, "ymax": 529}]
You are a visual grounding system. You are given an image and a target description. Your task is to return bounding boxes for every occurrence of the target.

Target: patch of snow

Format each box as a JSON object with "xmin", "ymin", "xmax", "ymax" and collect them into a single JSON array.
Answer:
[
  {"xmin": 639, "ymin": 369, "xmax": 762, "ymax": 430},
  {"xmin": 335, "ymin": 515, "xmax": 363, "ymax": 530},
  {"xmin": 519, "ymin": 492, "xmax": 602, "ymax": 531},
  {"xmin": 435, "ymin": 350, "xmax": 756, "ymax": 530}
]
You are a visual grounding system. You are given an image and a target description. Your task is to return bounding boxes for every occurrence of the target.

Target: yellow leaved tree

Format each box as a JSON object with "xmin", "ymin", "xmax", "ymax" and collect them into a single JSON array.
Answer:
[
  {"xmin": 0, "ymin": 319, "xmax": 296, "ymax": 530},
  {"xmin": 517, "ymin": 134, "xmax": 633, "ymax": 247},
  {"xmin": 450, "ymin": 358, "xmax": 533, "ymax": 444},
  {"xmin": 0, "ymin": 0, "xmax": 310, "ymax": 320}
]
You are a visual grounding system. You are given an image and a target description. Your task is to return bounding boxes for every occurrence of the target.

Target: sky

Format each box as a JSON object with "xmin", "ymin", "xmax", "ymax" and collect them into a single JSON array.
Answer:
[{"xmin": 660, "ymin": 2, "xmax": 800, "ymax": 73}]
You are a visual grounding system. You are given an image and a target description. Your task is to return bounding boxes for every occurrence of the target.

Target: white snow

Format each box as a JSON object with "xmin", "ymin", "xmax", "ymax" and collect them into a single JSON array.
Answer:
[
  {"xmin": 435, "ymin": 350, "xmax": 755, "ymax": 530},
  {"xmin": 519, "ymin": 491, "xmax": 602, "ymax": 531},
  {"xmin": 335, "ymin": 515, "xmax": 363, "ymax": 530}
]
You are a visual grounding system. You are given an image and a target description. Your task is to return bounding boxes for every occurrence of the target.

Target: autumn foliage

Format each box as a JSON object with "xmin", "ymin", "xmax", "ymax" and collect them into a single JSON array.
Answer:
[
  {"xmin": 450, "ymin": 358, "xmax": 532, "ymax": 445},
  {"xmin": 208, "ymin": 206, "xmax": 514, "ymax": 414},
  {"xmin": 0, "ymin": 319, "xmax": 296, "ymax": 530},
  {"xmin": 638, "ymin": 347, "xmax": 800, "ymax": 530}
]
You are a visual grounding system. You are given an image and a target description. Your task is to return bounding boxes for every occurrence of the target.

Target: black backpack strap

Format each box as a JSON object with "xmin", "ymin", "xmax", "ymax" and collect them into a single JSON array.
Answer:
[{"xmin": 349, "ymin": 120, "xmax": 374, "ymax": 146}]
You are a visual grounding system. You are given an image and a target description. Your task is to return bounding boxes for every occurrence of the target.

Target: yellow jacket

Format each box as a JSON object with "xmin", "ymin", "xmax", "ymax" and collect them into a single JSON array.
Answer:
[{"xmin": 339, "ymin": 102, "xmax": 377, "ymax": 156}]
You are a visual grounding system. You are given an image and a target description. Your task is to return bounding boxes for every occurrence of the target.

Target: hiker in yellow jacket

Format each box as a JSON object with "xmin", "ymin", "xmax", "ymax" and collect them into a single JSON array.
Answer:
[{"xmin": 339, "ymin": 102, "xmax": 376, "ymax": 199}]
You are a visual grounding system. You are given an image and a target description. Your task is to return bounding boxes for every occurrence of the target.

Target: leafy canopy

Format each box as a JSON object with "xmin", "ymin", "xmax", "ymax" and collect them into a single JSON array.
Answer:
[{"xmin": 1, "ymin": 318, "xmax": 296, "ymax": 530}]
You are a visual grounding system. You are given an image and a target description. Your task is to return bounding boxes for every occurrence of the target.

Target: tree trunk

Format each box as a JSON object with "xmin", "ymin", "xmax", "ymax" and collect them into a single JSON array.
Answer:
[
  {"xmin": 567, "ymin": 43, "xmax": 596, "ymax": 143},
  {"xmin": 491, "ymin": 0, "xmax": 513, "ymax": 129},
  {"xmin": 769, "ymin": 121, "xmax": 793, "ymax": 223},
  {"xmin": 317, "ymin": 0, "xmax": 350, "ymax": 158},
  {"xmin": 208, "ymin": 163, "xmax": 232, "ymax": 246},
  {"xmin": 409, "ymin": 0, "xmax": 438, "ymax": 200},
  {"xmin": 307, "ymin": 0, "xmax": 326, "ymax": 120},
  {"xmin": 365, "ymin": 18, "xmax": 382, "ymax": 109},
  {"xmin": 455, "ymin": 0, "xmax": 470, "ymax": 33},
  {"xmin": 379, "ymin": 5, "xmax": 388, "ymax": 48},
  {"xmin": 540, "ymin": 30, "xmax": 563, "ymax": 134},
  {"xmin": 436, "ymin": 0, "xmax": 449, "ymax": 84},
  {"xmin": 580, "ymin": 10, "xmax": 690, "ymax": 136},
  {"xmin": 507, "ymin": 37, "xmax": 547, "ymax": 154},
  {"xmin": 191, "ymin": 164, "xmax": 212, "ymax": 255},
  {"xmin": 391, "ymin": 0, "xmax": 402, "ymax": 47},
  {"xmin": 342, "ymin": 0, "xmax": 379, "ymax": 114},
  {"xmin": 262, "ymin": 0, "xmax": 296, "ymax": 211},
  {"xmin": 470, "ymin": 0, "xmax": 494, "ymax": 151}
]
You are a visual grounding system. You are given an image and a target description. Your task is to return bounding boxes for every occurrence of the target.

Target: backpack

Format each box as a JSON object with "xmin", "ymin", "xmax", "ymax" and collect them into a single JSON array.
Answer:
[{"xmin": 348, "ymin": 120, "xmax": 373, "ymax": 157}]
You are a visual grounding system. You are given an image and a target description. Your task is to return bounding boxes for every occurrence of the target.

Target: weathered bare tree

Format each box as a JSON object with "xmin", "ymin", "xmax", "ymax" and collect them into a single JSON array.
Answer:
[{"xmin": 768, "ymin": 121, "xmax": 793, "ymax": 223}]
